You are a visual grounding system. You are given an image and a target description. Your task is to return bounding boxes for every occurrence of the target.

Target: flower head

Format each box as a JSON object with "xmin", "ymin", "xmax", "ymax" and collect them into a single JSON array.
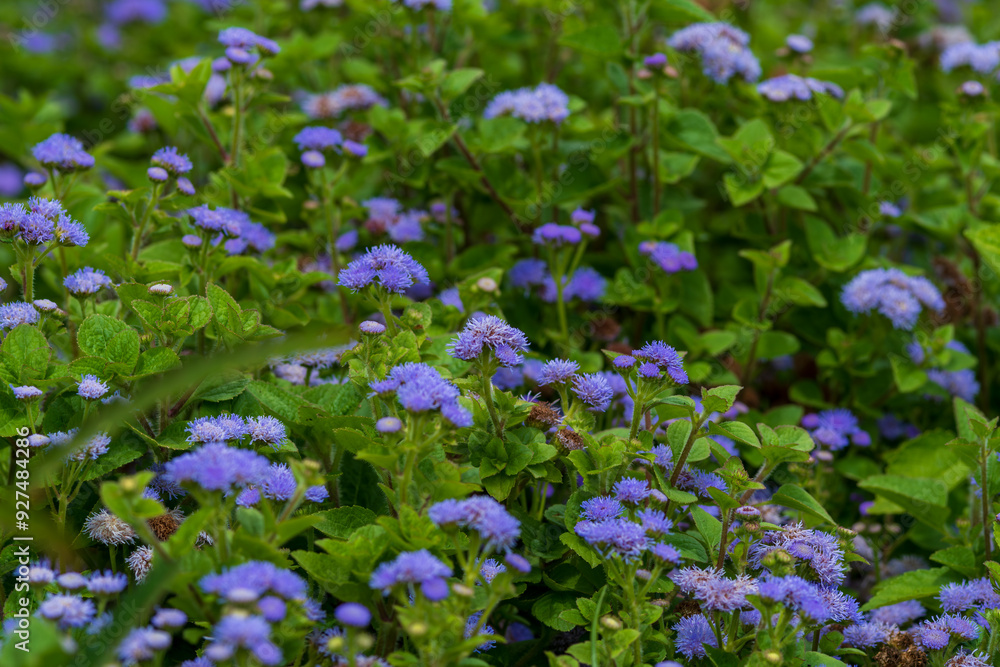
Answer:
[
  {"xmin": 370, "ymin": 362, "xmax": 471, "ymax": 426},
  {"xmin": 484, "ymin": 83, "xmax": 570, "ymax": 124},
  {"xmin": 151, "ymin": 146, "xmax": 193, "ymax": 175},
  {"xmin": 33, "ymin": 133, "xmax": 95, "ymax": 171},
  {"xmin": 448, "ymin": 315, "xmax": 530, "ymax": 368},
  {"xmin": 64, "ymin": 267, "xmax": 113, "ymax": 295},
  {"xmin": 338, "ymin": 244, "xmax": 429, "ymax": 293},
  {"xmin": 164, "ymin": 443, "xmax": 270, "ymax": 493}
]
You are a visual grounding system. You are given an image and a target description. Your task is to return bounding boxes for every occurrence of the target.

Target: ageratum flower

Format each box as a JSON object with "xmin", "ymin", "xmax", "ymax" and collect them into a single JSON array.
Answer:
[
  {"xmin": 369, "ymin": 549, "xmax": 452, "ymax": 596},
  {"xmin": 151, "ymin": 146, "xmax": 193, "ymax": 175},
  {"xmin": 465, "ymin": 612, "xmax": 496, "ymax": 653},
  {"xmin": 294, "ymin": 127, "xmax": 343, "ymax": 152},
  {"xmin": 151, "ymin": 609, "xmax": 187, "ymax": 629},
  {"xmin": 188, "ymin": 205, "xmax": 246, "ymax": 236},
  {"xmin": 201, "ymin": 561, "xmax": 307, "ymax": 602},
  {"xmin": 574, "ymin": 518, "xmax": 648, "ymax": 561},
  {"xmin": 938, "ymin": 577, "xmax": 1000, "ymax": 612},
  {"xmin": 37, "ymin": 594, "xmax": 97, "ymax": 629},
  {"xmin": 757, "ymin": 74, "xmax": 844, "ymax": 102},
  {"xmin": 842, "ymin": 268, "xmax": 944, "ymax": 330},
  {"xmin": 801, "ymin": 408, "xmax": 870, "ymax": 450},
  {"xmin": 612, "ymin": 477, "xmax": 650, "ymax": 504},
  {"xmin": 54, "ymin": 213, "xmax": 89, "ymax": 247},
  {"xmin": 855, "ymin": 3, "xmax": 896, "ymax": 32},
  {"xmin": 301, "ymin": 85, "xmax": 387, "ymax": 119},
  {"xmin": 634, "ymin": 340, "xmax": 689, "ymax": 385},
  {"xmin": 532, "ymin": 223, "xmax": 581, "ymax": 246},
  {"xmin": 672, "ymin": 614, "xmax": 717, "ymax": 659},
  {"xmin": 164, "ymin": 443, "xmax": 270, "ymax": 493},
  {"xmin": 64, "ymin": 267, "xmax": 113, "ymax": 295},
  {"xmin": 32, "ymin": 133, "xmax": 95, "ymax": 172},
  {"xmin": 667, "ymin": 23, "xmax": 761, "ymax": 84},
  {"xmin": 448, "ymin": 315, "xmax": 529, "ymax": 368},
  {"xmin": 206, "ymin": 614, "xmax": 282, "ymax": 666},
  {"xmin": 749, "ymin": 523, "xmax": 846, "ymax": 587},
  {"xmin": 640, "ymin": 241, "xmax": 698, "ymax": 274},
  {"xmin": 48, "ymin": 429, "xmax": 112, "ymax": 461},
  {"xmin": 427, "ymin": 495, "xmax": 521, "ymax": 551},
  {"xmin": 11, "ymin": 385, "xmax": 43, "ymax": 400},
  {"xmin": 537, "ymin": 359, "xmax": 579, "ymax": 386},
  {"xmin": 370, "ymin": 362, "xmax": 472, "ymax": 426},
  {"xmin": 87, "ymin": 570, "xmax": 128, "ymax": 596},
  {"xmin": 479, "ymin": 559, "xmax": 507, "ymax": 584},
  {"xmin": 118, "ymin": 626, "xmax": 172, "ymax": 666},
  {"xmin": 786, "ymin": 34, "xmax": 813, "ymax": 53},
  {"xmin": 869, "ymin": 599, "xmax": 925, "ymax": 626},
  {"xmin": 78, "ymin": 374, "xmax": 110, "ymax": 400},
  {"xmin": 339, "ymin": 244, "xmax": 429, "ymax": 293},
  {"xmin": 945, "ymin": 651, "xmax": 991, "ymax": 667},
  {"xmin": 484, "ymin": 83, "xmax": 570, "ymax": 124},
  {"xmin": 571, "ymin": 373, "xmax": 614, "ymax": 411},
  {"xmin": 940, "ymin": 40, "xmax": 1000, "ymax": 73}
]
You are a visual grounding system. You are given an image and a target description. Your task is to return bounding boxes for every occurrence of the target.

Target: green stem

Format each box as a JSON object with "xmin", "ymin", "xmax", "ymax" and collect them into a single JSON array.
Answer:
[
  {"xmin": 481, "ymin": 372, "xmax": 504, "ymax": 436},
  {"xmin": 651, "ymin": 90, "xmax": 661, "ymax": 215}
]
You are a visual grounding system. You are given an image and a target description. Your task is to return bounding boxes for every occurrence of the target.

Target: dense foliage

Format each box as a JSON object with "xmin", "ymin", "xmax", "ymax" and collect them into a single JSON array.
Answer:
[{"xmin": 5, "ymin": 0, "xmax": 1000, "ymax": 666}]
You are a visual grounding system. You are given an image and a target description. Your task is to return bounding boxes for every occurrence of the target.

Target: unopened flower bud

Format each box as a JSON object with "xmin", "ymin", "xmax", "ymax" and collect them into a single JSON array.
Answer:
[
  {"xmin": 451, "ymin": 584, "xmax": 475, "ymax": 598},
  {"xmin": 407, "ymin": 622, "xmax": 428, "ymax": 637},
  {"xmin": 600, "ymin": 616, "xmax": 622, "ymax": 630},
  {"xmin": 476, "ymin": 277, "xmax": 498, "ymax": 292}
]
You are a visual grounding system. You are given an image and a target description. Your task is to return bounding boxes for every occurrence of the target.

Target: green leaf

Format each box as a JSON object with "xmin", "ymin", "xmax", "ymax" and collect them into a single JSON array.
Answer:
[
  {"xmin": 532, "ymin": 592, "xmax": 580, "ymax": 631},
  {"xmin": 558, "ymin": 26, "xmax": 622, "ymax": 58},
  {"xmin": 77, "ymin": 314, "xmax": 140, "ymax": 373},
  {"xmin": 756, "ymin": 331, "xmax": 800, "ymax": 360},
  {"xmin": 690, "ymin": 505, "xmax": 722, "ymax": 552},
  {"xmin": 440, "ymin": 68, "xmax": 484, "ymax": 102},
  {"xmin": 700, "ymin": 385, "xmax": 741, "ymax": 415},
  {"xmin": 803, "ymin": 217, "xmax": 867, "ymax": 272},
  {"xmin": 770, "ymin": 484, "xmax": 835, "ymax": 525},
  {"xmin": 777, "ymin": 185, "xmax": 817, "ymax": 211},
  {"xmin": 131, "ymin": 348, "xmax": 181, "ymax": 378},
  {"xmin": 930, "ymin": 546, "xmax": 979, "ymax": 578},
  {"xmin": 966, "ymin": 224, "xmax": 1000, "ymax": 276},
  {"xmin": 653, "ymin": 0, "xmax": 715, "ymax": 22},
  {"xmin": 862, "ymin": 567, "xmax": 958, "ymax": 610},
  {"xmin": 707, "ymin": 421, "xmax": 760, "ymax": 449},
  {"xmin": 723, "ymin": 173, "xmax": 764, "ymax": 207},
  {"xmin": 314, "ymin": 506, "xmax": 378, "ymax": 539},
  {"xmin": 1, "ymin": 325, "xmax": 50, "ymax": 384},
  {"xmin": 762, "ymin": 150, "xmax": 803, "ymax": 188},
  {"xmin": 889, "ymin": 355, "xmax": 927, "ymax": 393},
  {"xmin": 858, "ymin": 475, "xmax": 949, "ymax": 532}
]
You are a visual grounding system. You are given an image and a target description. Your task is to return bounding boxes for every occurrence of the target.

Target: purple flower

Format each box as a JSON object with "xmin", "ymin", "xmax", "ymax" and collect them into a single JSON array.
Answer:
[
  {"xmin": 484, "ymin": 83, "xmax": 570, "ymax": 124},
  {"xmin": 11, "ymin": 385, "xmax": 43, "ymax": 400},
  {"xmin": 479, "ymin": 559, "xmax": 507, "ymax": 584},
  {"xmin": 87, "ymin": 570, "xmax": 128, "ymax": 595},
  {"xmin": 757, "ymin": 74, "xmax": 843, "ymax": 102},
  {"xmin": 151, "ymin": 608, "xmax": 187, "ymax": 629},
  {"xmin": 959, "ymin": 80, "xmax": 986, "ymax": 97},
  {"xmin": 370, "ymin": 362, "xmax": 471, "ymax": 426},
  {"xmin": 427, "ymin": 496, "xmax": 521, "ymax": 551},
  {"xmin": 37, "ymin": 594, "xmax": 97, "ymax": 629},
  {"xmin": 571, "ymin": 373, "xmax": 613, "ymax": 411},
  {"xmin": 164, "ymin": 443, "xmax": 270, "ymax": 493},
  {"xmin": 841, "ymin": 268, "xmax": 944, "ymax": 330},
  {"xmin": 613, "ymin": 477, "xmax": 650, "ymax": 504},
  {"xmin": 369, "ymin": 550, "xmax": 452, "ymax": 594},
  {"xmin": 634, "ymin": 341, "xmax": 688, "ymax": 384},
  {"xmin": 941, "ymin": 40, "xmax": 1000, "ymax": 74},
  {"xmin": 786, "ymin": 34, "xmax": 813, "ymax": 53},
  {"xmin": 246, "ymin": 416, "xmax": 286, "ymax": 447},
  {"xmin": 537, "ymin": 359, "xmax": 579, "ymax": 386},
  {"xmin": 509, "ymin": 259, "xmax": 548, "ymax": 292},
  {"xmin": 32, "ymin": 133, "xmax": 95, "ymax": 172},
  {"xmin": 208, "ymin": 614, "xmax": 281, "ymax": 666},
  {"xmin": 200, "ymin": 561, "xmax": 308, "ymax": 601},
  {"xmin": 639, "ymin": 241, "xmax": 698, "ymax": 274},
  {"xmin": 667, "ymin": 23, "xmax": 761, "ymax": 84},
  {"xmin": 64, "ymin": 267, "xmax": 113, "ymax": 295},
  {"xmin": 78, "ymin": 375, "xmax": 110, "ymax": 400},
  {"xmin": 842, "ymin": 621, "xmax": 892, "ymax": 648},
  {"xmin": 54, "ymin": 213, "xmax": 89, "ymax": 247},
  {"xmin": 375, "ymin": 416, "xmax": 402, "ymax": 433},
  {"xmin": 870, "ymin": 600, "xmax": 925, "ymax": 626},
  {"xmin": 151, "ymin": 147, "xmax": 193, "ymax": 175},
  {"xmin": 335, "ymin": 603, "xmax": 372, "ymax": 627},
  {"xmin": 938, "ymin": 577, "xmax": 1000, "ymax": 612},
  {"xmin": 448, "ymin": 315, "xmax": 529, "ymax": 367},
  {"xmin": 294, "ymin": 127, "xmax": 343, "ymax": 151},
  {"xmin": 636, "ymin": 509, "xmax": 673, "ymax": 535},
  {"xmin": 338, "ymin": 244, "xmax": 429, "ymax": 293},
  {"xmin": 532, "ymin": 223, "xmax": 581, "ymax": 246},
  {"xmin": 672, "ymin": 614, "xmax": 717, "ymax": 658},
  {"xmin": 301, "ymin": 85, "xmax": 387, "ymax": 119},
  {"xmin": 580, "ymin": 496, "xmax": 624, "ymax": 522},
  {"xmin": 644, "ymin": 53, "xmax": 668, "ymax": 67}
]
